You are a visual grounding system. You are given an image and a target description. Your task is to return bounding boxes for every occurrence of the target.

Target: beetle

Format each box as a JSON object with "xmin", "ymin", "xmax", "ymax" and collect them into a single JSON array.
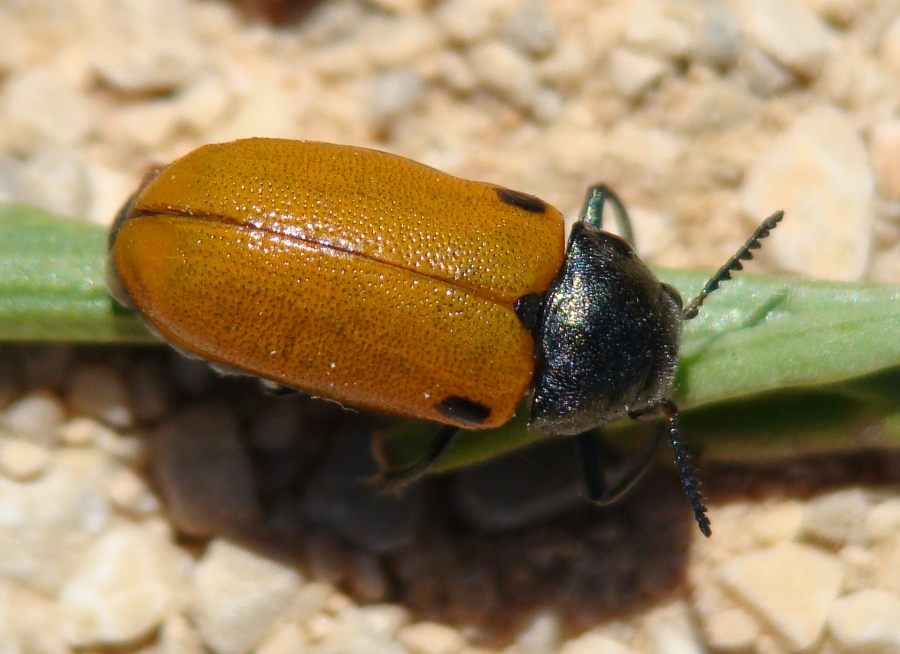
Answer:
[{"xmin": 107, "ymin": 138, "xmax": 782, "ymax": 536}]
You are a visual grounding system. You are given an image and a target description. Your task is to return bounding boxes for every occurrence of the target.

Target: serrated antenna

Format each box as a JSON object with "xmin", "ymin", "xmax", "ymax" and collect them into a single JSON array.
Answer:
[{"xmin": 682, "ymin": 211, "xmax": 785, "ymax": 321}]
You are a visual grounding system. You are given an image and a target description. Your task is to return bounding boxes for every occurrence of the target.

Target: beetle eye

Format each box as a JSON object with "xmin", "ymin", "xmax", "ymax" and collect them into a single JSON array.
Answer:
[{"xmin": 661, "ymin": 283, "xmax": 683, "ymax": 310}]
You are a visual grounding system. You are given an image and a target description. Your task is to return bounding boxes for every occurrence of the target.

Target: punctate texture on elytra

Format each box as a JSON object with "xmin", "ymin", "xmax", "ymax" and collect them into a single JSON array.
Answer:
[{"xmin": 108, "ymin": 138, "xmax": 566, "ymax": 429}]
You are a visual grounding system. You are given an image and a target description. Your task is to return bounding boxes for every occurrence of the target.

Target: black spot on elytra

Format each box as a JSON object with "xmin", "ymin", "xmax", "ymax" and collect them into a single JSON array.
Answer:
[
  {"xmin": 435, "ymin": 396, "xmax": 491, "ymax": 425},
  {"xmin": 495, "ymin": 187, "xmax": 547, "ymax": 213}
]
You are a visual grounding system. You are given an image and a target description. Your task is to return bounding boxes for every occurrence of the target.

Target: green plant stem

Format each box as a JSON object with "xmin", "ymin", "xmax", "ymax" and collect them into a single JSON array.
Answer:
[
  {"xmin": 2, "ymin": 203, "xmax": 898, "ymax": 471},
  {"xmin": 0, "ymin": 204, "xmax": 150, "ymax": 342}
]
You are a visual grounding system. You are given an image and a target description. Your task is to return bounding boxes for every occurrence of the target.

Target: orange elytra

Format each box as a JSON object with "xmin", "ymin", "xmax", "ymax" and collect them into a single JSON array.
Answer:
[{"xmin": 108, "ymin": 137, "xmax": 783, "ymax": 536}]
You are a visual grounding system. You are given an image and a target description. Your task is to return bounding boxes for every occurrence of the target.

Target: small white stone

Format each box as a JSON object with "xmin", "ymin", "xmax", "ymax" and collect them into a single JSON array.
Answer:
[
  {"xmin": 369, "ymin": 69, "xmax": 425, "ymax": 127},
  {"xmin": 306, "ymin": 611, "xmax": 338, "ymax": 643},
  {"xmin": 207, "ymin": 69, "xmax": 299, "ymax": 142},
  {"xmin": 176, "ymin": 71, "xmax": 233, "ymax": 134},
  {"xmin": 364, "ymin": 14, "xmax": 444, "ymax": 69},
  {"xmin": 0, "ymin": 157, "xmax": 24, "ymax": 201},
  {"xmin": 718, "ymin": 542, "xmax": 844, "ymax": 652},
  {"xmin": 624, "ymin": 0, "xmax": 694, "ymax": 61},
  {"xmin": 817, "ymin": 44, "xmax": 885, "ymax": 114},
  {"xmin": 537, "ymin": 41, "xmax": 588, "ymax": 86},
  {"xmin": 359, "ymin": 603, "xmax": 411, "ymax": 634},
  {"xmin": 841, "ymin": 545, "xmax": 877, "ymax": 593},
  {"xmin": 113, "ymin": 100, "xmax": 181, "ymax": 150},
  {"xmin": 870, "ymin": 120, "xmax": 900, "ymax": 201},
  {"xmin": 85, "ymin": 161, "xmax": 134, "ymax": 227},
  {"xmin": 559, "ymin": 631, "xmax": 634, "ymax": 654},
  {"xmin": 0, "ymin": 450, "xmax": 113, "ymax": 594},
  {"xmin": 0, "ymin": 438, "xmax": 50, "ymax": 481},
  {"xmin": 513, "ymin": 610, "xmax": 562, "ymax": 653},
  {"xmin": 297, "ymin": 1, "xmax": 364, "ymax": 46},
  {"xmin": 643, "ymin": 602, "xmax": 703, "ymax": 654},
  {"xmin": 368, "ymin": 0, "xmax": 427, "ymax": 11},
  {"xmin": 741, "ymin": 106, "xmax": 874, "ymax": 280},
  {"xmin": 104, "ymin": 467, "xmax": 159, "ymax": 516},
  {"xmin": 436, "ymin": 50, "xmax": 478, "ymax": 92},
  {"xmin": 801, "ymin": 489, "xmax": 871, "ymax": 546},
  {"xmin": 828, "ymin": 589, "xmax": 900, "ymax": 653},
  {"xmin": 529, "ymin": 87, "xmax": 563, "ymax": 124},
  {"xmin": 749, "ymin": 500, "xmax": 805, "ymax": 546},
  {"xmin": 873, "ymin": 534, "xmax": 900, "ymax": 597},
  {"xmin": 698, "ymin": 502, "xmax": 759, "ymax": 553},
  {"xmin": 66, "ymin": 365, "xmax": 133, "ymax": 430},
  {"xmin": 309, "ymin": 41, "xmax": 371, "ymax": 79},
  {"xmin": 608, "ymin": 48, "xmax": 670, "ymax": 99},
  {"xmin": 159, "ymin": 613, "xmax": 205, "ymax": 654},
  {"xmin": 880, "ymin": 16, "xmax": 900, "ymax": 76},
  {"xmin": 190, "ymin": 540, "xmax": 303, "ymax": 654},
  {"xmin": 503, "ymin": 0, "xmax": 556, "ymax": 57},
  {"xmin": 83, "ymin": 0, "xmax": 203, "ymax": 92},
  {"xmin": 623, "ymin": 206, "xmax": 676, "ymax": 261},
  {"xmin": 690, "ymin": 3, "xmax": 741, "ymax": 70},
  {"xmin": 0, "ymin": 582, "xmax": 71, "ymax": 654},
  {"xmin": 865, "ymin": 499, "xmax": 900, "ymax": 543},
  {"xmin": 15, "ymin": 148, "xmax": 92, "ymax": 218},
  {"xmin": 702, "ymin": 607, "xmax": 758, "ymax": 652},
  {"xmin": 735, "ymin": 0, "xmax": 831, "ymax": 78},
  {"xmin": 2, "ymin": 391, "xmax": 65, "ymax": 447},
  {"xmin": 0, "ymin": 14, "xmax": 31, "ymax": 72},
  {"xmin": 255, "ymin": 621, "xmax": 309, "ymax": 654},
  {"xmin": 312, "ymin": 607, "xmax": 407, "ymax": 654},
  {"xmin": 286, "ymin": 582, "xmax": 332, "ymax": 626},
  {"xmin": 468, "ymin": 41, "xmax": 541, "ymax": 110},
  {"xmin": 607, "ymin": 123, "xmax": 685, "ymax": 176},
  {"xmin": 0, "ymin": 583, "xmax": 17, "ymax": 648},
  {"xmin": 804, "ymin": 0, "xmax": 863, "ymax": 26},
  {"xmin": 325, "ymin": 590, "xmax": 353, "ymax": 612},
  {"xmin": 1, "ymin": 65, "xmax": 93, "ymax": 149},
  {"xmin": 869, "ymin": 237, "xmax": 900, "ymax": 282},
  {"xmin": 397, "ymin": 621, "xmax": 466, "ymax": 654},
  {"xmin": 434, "ymin": 0, "xmax": 517, "ymax": 43},
  {"xmin": 94, "ymin": 428, "xmax": 145, "ymax": 465},
  {"xmin": 738, "ymin": 45, "xmax": 796, "ymax": 96},
  {"xmin": 59, "ymin": 523, "xmax": 182, "ymax": 647}
]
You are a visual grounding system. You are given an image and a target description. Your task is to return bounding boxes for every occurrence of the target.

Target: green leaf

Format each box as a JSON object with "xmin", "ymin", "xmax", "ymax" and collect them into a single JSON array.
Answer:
[
  {"xmin": 0, "ymin": 203, "xmax": 151, "ymax": 342},
  {"xmin": 660, "ymin": 270, "xmax": 900, "ymax": 408},
  {"xmin": 1, "ymin": 202, "xmax": 897, "ymax": 472}
]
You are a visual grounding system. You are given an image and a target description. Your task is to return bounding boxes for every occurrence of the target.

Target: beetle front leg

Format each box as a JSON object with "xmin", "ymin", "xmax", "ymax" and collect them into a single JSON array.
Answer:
[
  {"xmin": 575, "ymin": 428, "xmax": 664, "ymax": 506},
  {"xmin": 579, "ymin": 184, "xmax": 636, "ymax": 246},
  {"xmin": 373, "ymin": 425, "xmax": 460, "ymax": 493}
]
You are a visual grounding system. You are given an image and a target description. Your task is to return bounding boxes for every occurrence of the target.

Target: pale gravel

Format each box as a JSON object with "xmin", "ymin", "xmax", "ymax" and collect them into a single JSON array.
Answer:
[
  {"xmin": 0, "ymin": 1, "xmax": 899, "ymax": 653},
  {"xmin": 0, "ymin": 386, "xmax": 898, "ymax": 652}
]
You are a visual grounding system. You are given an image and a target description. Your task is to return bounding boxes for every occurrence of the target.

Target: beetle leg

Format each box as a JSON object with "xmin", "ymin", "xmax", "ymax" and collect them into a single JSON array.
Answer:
[
  {"xmin": 579, "ymin": 184, "xmax": 636, "ymax": 246},
  {"xmin": 373, "ymin": 425, "xmax": 460, "ymax": 493},
  {"xmin": 575, "ymin": 428, "xmax": 663, "ymax": 505}
]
